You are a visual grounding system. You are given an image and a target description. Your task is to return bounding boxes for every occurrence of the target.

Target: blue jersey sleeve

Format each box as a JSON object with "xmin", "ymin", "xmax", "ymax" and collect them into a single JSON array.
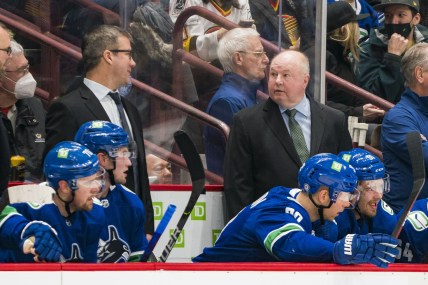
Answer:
[{"xmin": 0, "ymin": 206, "xmax": 29, "ymax": 250}]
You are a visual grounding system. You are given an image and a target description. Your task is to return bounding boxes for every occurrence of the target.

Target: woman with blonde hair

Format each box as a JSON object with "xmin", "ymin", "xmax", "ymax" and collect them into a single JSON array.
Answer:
[{"xmin": 325, "ymin": 1, "xmax": 385, "ymax": 121}]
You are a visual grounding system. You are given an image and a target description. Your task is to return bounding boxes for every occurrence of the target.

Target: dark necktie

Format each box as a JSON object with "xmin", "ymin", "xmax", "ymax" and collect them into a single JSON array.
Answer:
[
  {"xmin": 285, "ymin": 109, "xmax": 310, "ymax": 164},
  {"xmin": 108, "ymin": 91, "xmax": 139, "ymax": 190},
  {"xmin": 108, "ymin": 92, "xmax": 133, "ymax": 139}
]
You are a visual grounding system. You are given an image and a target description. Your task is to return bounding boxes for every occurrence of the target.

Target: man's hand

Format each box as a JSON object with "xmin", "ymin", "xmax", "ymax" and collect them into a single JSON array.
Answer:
[
  {"xmin": 387, "ymin": 33, "xmax": 409, "ymax": 56},
  {"xmin": 20, "ymin": 221, "xmax": 62, "ymax": 262},
  {"xmin": 333, "ymin": 233, "xmax": 399, "ymax": 268},
  {"xmin": 363, "ymin": 104, "xmax": 385, "ymax": 120}
]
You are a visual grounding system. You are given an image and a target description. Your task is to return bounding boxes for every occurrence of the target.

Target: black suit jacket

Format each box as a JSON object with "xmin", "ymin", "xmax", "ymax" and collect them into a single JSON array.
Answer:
[
  {"xmin": 45, "ymin": 83, "xmax": 154, "ymax": 234},
  {"xmin": 223, "ymin": 96, "xmax": 352, "ymax": 220}
]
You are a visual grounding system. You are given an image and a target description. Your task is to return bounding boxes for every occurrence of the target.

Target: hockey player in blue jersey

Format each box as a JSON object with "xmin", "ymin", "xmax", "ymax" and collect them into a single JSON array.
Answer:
[
  {"xmin": 193, "ymin": 153, "xmax": 399, "ymax": 268},
  {"xmin": 320, "ymin": 148, "xmax": 428, "ymax": 263},
  {"xmin": 0, "ymin": 141, "xmax": 108, "ymax": 262},
  {"xmin": 74, "ymin": 121, "xmax": 148, "ymax": 262}
]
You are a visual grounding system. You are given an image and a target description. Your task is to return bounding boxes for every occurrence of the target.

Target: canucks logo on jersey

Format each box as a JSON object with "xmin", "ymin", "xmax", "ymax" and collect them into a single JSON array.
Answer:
[{"xmin": 98, "ymin": 225, "xmax": 131, "ymax": 262}]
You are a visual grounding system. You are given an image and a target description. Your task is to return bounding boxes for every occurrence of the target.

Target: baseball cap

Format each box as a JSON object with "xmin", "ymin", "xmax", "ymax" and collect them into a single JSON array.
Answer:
[
  {"xmin": 373, "ymin": 0, "xmax": 420, "ymax": 12},
  {"xmin": 327, "ymin": 1, "xmax": 369, "ymax": 33}
]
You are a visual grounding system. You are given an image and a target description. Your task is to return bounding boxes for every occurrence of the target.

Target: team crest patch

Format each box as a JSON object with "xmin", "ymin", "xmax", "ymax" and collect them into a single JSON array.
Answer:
[
  {"xmin": 172, "ymin": 0, "xmax": 187, "ymax": 16},
  {"xmin": 57, "ymin": 148, "xmax": 69, "ymax": 158},
  {"xmin": 341, "ymin": 154, "xmax": 351, "ymax": 162},
  {"xmin": 331, "ymin": 161, "xmax": 343, "ymax": 172},
  {"xmin": 91, "ymin": 121, "xmax": 104, "ymax": 128}
]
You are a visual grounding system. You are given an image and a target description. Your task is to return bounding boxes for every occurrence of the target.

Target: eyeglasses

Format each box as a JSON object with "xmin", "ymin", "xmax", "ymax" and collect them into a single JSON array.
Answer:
[
  {"xmin": 109, "ymin": 49, "xmax": 133, "ymax": 60},
  {"xmin": 5, "ymin": 64, "xmax": 30, "ymax": 75},
  {"xmin": 0, "ymin": 46, "xmax": 12, "ymax": 56},
  {"xmin": 237, "ymin": 50, "xmax": 267, "ymax": 57}
]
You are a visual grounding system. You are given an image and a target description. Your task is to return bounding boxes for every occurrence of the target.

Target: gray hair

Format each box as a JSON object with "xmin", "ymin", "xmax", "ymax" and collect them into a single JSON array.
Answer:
[
  {"xmin": 10, "ymin": 39, "xmax": 24, "ymax": 56},
  {"xmin": 401, "ymin": 42, "xmax": 428, "ymax": 87},
  {"xmin": 217, "ymin": 28, "xmax": 260, "ymax": 73},
  {"xmin": 81, "ymin": 25, "xmax": 133, "ymax": 73}
]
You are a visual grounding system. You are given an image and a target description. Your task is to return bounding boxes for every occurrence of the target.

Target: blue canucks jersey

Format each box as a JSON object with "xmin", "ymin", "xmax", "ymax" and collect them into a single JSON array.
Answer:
[
  {"xmin": 193, "ymin": 187, "xmax": 335, "ymax": 262},
  {"xmin": 0, "ymin": 201, "xmax": 107, "ymax": 262},
  {"xmin": 396, "ymin": 199, "xmax": 428, "ymax": 263},
  {"xmin": 97, "ymin": 184, "xmax": 148, "ymax": 262},
  {"xmin": 334, "ymin": 199, "xmax": 428, "ymax": 263}
]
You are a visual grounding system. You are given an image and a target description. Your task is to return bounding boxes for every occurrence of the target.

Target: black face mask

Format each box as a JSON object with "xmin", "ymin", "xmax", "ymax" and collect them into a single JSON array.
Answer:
[{"xmin": 384, "ymin": 23, "xmax": 413, "ymax": 38}]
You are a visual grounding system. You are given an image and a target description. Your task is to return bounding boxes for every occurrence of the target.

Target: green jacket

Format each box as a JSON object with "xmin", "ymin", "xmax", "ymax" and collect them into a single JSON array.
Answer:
[{"xmin": 356, "ymin": 24, "xmax": 428, "ymax": 103}]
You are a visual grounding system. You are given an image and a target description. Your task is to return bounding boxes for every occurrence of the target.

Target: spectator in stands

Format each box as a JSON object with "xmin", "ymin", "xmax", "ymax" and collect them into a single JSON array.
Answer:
[
  {"xmin": 204, "ymin": 28, "xmax": 269, "ymax": 176},
  {"xmin": 44, "ymin": 25, "xmax": 154, "ymax": 238},
  {"xmin": 381, "ymin": 42, "xmax": 428, "ymax": 213},
  {"xmin": 321, "ymin": 1, "xmax": 385, "ymax": 120},
  {"xmin": 0, "ymin": 39, "xmax": 45, "ymax": 182},
  {"xmin": 223, "ymin": 50, "xmax": 352, "ymax": 220},
  {"xmin": 146, "ymin": 153, "xmax": 172, "ymax": 184},
  {"xmin": 356, "ymin": 0, "xmax": 428, "ymax": 104},
  {"xmin": 0, "ymin": 23, "xmax": 11, "ymax": 197},
  {"xmin": 194, "ymin": 153, "xmax": 399, "ymax": 268},
  {"xmin": 328, "ymin": 0, "xmax": 382, "ymax": 41},
  {"xmin": 169, "ymin": 0, "xmax": 252, "ymax": 62}
]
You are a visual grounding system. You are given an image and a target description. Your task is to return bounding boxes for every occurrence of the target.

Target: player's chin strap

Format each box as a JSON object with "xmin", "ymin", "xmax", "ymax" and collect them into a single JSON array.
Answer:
[
  {"xmin": 107, "ymin": 158, "xmax": 117, "ymax": 186},
  {"xmin": 308, "ymin": 194, "xmax": 333, "ymax": 225},
  {"xmin": 56, "ymin": 189, "xmax": 75, "ymax": 220}
]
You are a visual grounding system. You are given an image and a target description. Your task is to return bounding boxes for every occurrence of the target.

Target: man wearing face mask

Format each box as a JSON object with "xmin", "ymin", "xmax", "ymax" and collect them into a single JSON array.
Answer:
[
  {"xmin": 356, "ymin": 0, "xmax": 428, "ymax": 104},
  {"xmin": 0, "ymin": 39, "xmax": 45, "ymax": 182}
]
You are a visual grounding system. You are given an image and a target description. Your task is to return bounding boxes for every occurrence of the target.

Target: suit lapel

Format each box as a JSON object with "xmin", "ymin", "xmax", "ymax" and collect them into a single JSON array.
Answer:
[
  {"xmin": 263, "ymin": 98, "xmax": 302, "ymax": 166},
  {"xmin": 309, "ymin": 98, "xmax": 325, "ymax": 156},
  {"xmin": 80, "ymin": 84, "xmax": 110, "ymax": 121}
]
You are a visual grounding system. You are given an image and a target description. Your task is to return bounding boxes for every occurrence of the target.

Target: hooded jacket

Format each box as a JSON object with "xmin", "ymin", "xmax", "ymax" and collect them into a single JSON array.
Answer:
[{"xmin": 356, "ymin": 24, "xmax": 428, "ymax": 103}]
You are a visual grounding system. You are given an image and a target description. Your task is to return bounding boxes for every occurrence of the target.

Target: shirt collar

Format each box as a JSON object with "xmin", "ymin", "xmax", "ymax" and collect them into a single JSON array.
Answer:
[
  {"xmin": 278, "ymin": 95, "xmax": 310, "ymax": 118},
  {"xmin": 83, "ymin": 78, "xmax": 115, "ymax": 100}
]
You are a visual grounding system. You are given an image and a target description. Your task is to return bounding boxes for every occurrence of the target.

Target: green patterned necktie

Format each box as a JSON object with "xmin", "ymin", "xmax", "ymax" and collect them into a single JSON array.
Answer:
[{"xmin": 285, "ymin": 109, "xmax": 309, "ymax": 164}]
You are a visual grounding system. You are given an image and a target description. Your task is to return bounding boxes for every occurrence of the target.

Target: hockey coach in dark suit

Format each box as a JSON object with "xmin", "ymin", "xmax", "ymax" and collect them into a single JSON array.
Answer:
[
  {"xmin": 44, "ymin": 25, "xmax": 154, "ymax": 237},
  {"xmin": 224, "ymin": 50, "xmax": 352, "ymax": 220}
]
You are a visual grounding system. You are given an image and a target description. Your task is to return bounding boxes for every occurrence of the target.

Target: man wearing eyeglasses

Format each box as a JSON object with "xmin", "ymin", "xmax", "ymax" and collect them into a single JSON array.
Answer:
[
  {"xmin": 0, "ymin": 39, "xmax": 45, "ymax": 183},
  {"xmin": 45, "ymin": 25, "xmax": 154, "ymax": 240},
  {"xmin": 204, "ymin": 28, "xmax": 269, "ymax": 176},
  {"xmin": 0, "ymin": 24, "xmax": 11, "ymax": 70}
]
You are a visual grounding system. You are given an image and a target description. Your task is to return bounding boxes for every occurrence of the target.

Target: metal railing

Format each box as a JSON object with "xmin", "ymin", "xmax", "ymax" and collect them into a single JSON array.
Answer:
[
  {"xmin": 0, "ymin": 7, "xmax": 225, "ymax": 184},
  {"xmin": 171, "ymin": 6, "xmax": 394, "ymax": 112}
]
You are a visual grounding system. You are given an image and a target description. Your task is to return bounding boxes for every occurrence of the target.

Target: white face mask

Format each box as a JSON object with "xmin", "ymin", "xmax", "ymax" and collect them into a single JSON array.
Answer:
[{"xmin": 13, "ymin": 72, "xmax": 37, "ymax": 99}]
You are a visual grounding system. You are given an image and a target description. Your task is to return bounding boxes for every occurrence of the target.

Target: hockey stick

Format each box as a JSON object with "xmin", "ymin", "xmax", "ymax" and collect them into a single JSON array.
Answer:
[
  {"xmin": 391, "ymin": 131, "xmax": 426, "ymax": 238},
  {"xmin": 158, "ymin": 130, "xmax": 206, "ymax": 262},
  {"xmin": 140, "ymin": 204, "xmax": 176, "ymax": 262}
]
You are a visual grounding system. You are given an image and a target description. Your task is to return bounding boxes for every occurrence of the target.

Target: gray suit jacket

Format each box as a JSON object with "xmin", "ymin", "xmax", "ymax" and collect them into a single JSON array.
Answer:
[
  {"xmin": 45, "ymin": 83, "xmax": 154, "ymax": 234},
  {"xmin": 224, "ymin": 96, "xmax": 352, "ymax": 220}
]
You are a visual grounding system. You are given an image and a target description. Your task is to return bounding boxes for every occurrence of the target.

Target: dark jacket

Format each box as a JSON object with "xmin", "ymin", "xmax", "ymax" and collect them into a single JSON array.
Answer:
[
  {"xmin": 1, "ymin": 97, "xmax": 46, "ymax": 182},
  {"xmin": 223, "ymin": 96, "xmax": 352, "ymax": 220},
  {"xmin": 356, "ymin": 25, "xmax": 428, "ymax": 103},
  {"xmin": 45, "ymin": 83, "xmax": 154, "ymax": 234},
  {"xmin": 326, "ymin": 39, "xmax": 364, "ymax": 117}
]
